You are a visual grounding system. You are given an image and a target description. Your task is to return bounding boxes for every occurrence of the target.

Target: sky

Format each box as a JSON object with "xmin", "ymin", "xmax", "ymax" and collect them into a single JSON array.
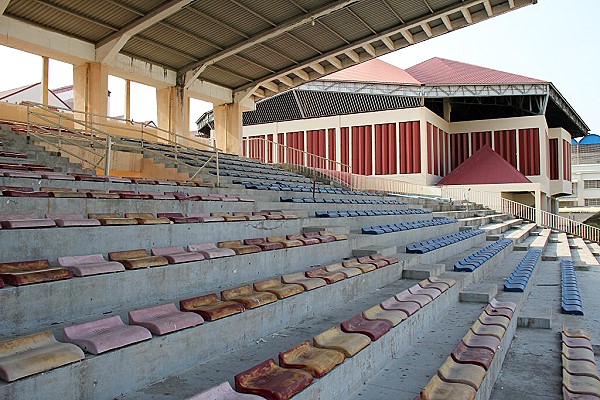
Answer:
[{"xmin": 0, "ymin": 0, "xmax": 598, "ymax": 132}]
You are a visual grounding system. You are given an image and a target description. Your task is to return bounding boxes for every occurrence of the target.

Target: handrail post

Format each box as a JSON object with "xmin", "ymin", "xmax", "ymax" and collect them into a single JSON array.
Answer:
[
  {"xmin": 215, "ymin": 149, "xmax": 220, "ymax": 187},
  {"xmin": 58, "ymin": 114, "xmax": 62, "ymax": 151},
  {"xmin": 105, "ymin": 135, "xmax": 112, "ymax": 176}
]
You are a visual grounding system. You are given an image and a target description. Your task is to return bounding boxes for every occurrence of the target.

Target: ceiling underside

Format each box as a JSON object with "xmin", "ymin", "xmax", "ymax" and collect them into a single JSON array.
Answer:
[{"xmin": 3, "ymin": 0, "xmax": 536, "ymax": 102}]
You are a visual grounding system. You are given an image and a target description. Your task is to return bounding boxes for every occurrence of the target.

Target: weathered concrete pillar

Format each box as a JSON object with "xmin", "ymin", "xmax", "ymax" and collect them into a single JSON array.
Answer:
[
  {"xmin": 124, "ymin": 79, "xmax": 131, "ymax": 122},
  {"xmin": 213, "ymin": 102, "xmax": 243, "ymax": 155},
  {"xmin": 157, "ymin": 85, "xmax": 189, "ymax": 143},
  {"xmin": 73, "ymin": 62, "xmax": 109, "ymax": 121},
  {"xmin": 41, "ymin": 56, "xmax": 49, "ymax": 105}
]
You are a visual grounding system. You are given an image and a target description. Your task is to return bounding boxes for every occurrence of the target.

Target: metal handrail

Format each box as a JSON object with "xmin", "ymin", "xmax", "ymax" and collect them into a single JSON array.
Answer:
[
  {"xmin": 245, "ymin": 136, "xmax": 354, "ymax": 189},
  {"xmin": 24, "ymin": 102, "xmax": 220, "ymax": 185}
]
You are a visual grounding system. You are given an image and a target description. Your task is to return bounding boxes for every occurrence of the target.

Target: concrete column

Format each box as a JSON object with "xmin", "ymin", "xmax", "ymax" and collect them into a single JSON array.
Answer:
[
  {"xmin": 443, "ymin": 98, "xmax": 451, "ymax": 122},
  {"xmin": 125, "ymin": 79, "xmax": 131, "ymax": 122},
  {"xmin": 213, "ymin": 102, "xmax": 243, "ymax": 155},
  {"xmin": 41, "ymin": 56, "xmax": 49, "ymax": 105},
  {"xmin": 157, "ymin": 85, "xmax": 189, "ymax": 143},
  {"xmin": 73, "ymin": 62, "xmax": 109, "ymax": 122}
]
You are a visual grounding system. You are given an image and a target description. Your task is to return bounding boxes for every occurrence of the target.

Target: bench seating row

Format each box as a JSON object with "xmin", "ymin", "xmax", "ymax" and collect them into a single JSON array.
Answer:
[
  {"xmin": 316, "ymin": 209, "xmax": 426, "ymax": 218},
  {"xmin": 0, "ymin": 231, "xmax": 346, "ymax": 282},
  {"xmin": 0, "ymin": 211, "xmax": 293, "ymax": 229},
  {"xmin": 503, "ymin": 249, "xmax": 542, "ymax": 292},
  {"xmin": 453, "ymin": 238, "xmax": 513, "ymax": 272},
  {"xmin": 0, "ymin": 186, "xmax": 253, "ymax": 201},
  {"xmin": 406, "ymin": 229, "xmax": 486, "ymax": 254},
  {"xmin": 361, "ymin": 218, "xmax": 456, "ymax": 235},
  {"xmin": 0, "ymin": 253, "xmax": 393, "ymax": 383},
  {"xmin": 561, "ymin": 327, "xmax": 600, "ymax": 399},
  {"xmin": 418, "ymin": 298, "xmax": 517, "ymax": 399},
  {"xmin": 229, "ymin": 276, "xmax": 457, "ymax": 400},
  {"xmin": 0, "ymin": 150, "xmax": 27, "ymax": 159},
  {"xmin": 243, "ymin": 182, "xmax": 376, "ymax": 196},
  {"xmin": 561, "ymin": 260, "xmax": 584, "ymax": 315},
  {"xmin": 0, "ymin": 164, "xmax": 215, "ymax": 186},
  {"xmin": 281, "ymin": 196, "xmax": 404, "ymax": 205},
  {"xmin": 227, "ymin": 172, "xmax": 309, "ymax": 184}
]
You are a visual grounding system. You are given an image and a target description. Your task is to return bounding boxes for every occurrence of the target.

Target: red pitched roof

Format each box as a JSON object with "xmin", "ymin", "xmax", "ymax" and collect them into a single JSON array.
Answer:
[
  {"xmin": 436, "ymin": 145, "xmax": 531, "ymax": 186},
  {"xmin": 320, "ymin": 58, "xmax": 420, "ymax": 85},
  {"xmin": 406, "ymin": 57, "xmax": 545, "ymax": 85}
]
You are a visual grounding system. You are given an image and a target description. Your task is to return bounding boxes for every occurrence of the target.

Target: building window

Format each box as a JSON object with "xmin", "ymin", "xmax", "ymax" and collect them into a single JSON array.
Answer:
[
  {"xmin": 584, "ymin": 198, "xmax": 600, "ymax": 206},
  {"xmin": 583, "ymin": 180, "xmax": 600, "ymax": 189}
]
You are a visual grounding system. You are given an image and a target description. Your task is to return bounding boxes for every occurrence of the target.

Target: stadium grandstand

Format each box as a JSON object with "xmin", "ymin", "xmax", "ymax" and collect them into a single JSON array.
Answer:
[{"xmin": 0, "ymin": 1, "xmax": 599, "ymax": 400}]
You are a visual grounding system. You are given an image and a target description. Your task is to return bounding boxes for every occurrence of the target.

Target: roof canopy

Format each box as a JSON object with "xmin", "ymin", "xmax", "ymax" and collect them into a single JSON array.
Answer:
[
  {"xmin": 222, "ymin": 57, "xmax": 588, "ymax": 135},
  {"xmin": 437, "ymin": 145, "xmax": 531, "ymax": 186},
  {"xmin": 1, "ymin": 0, "xmax": 535, "ymax": 105}
]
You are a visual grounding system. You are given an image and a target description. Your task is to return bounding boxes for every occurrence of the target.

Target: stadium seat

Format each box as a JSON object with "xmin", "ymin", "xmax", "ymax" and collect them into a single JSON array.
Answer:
[
  {"xmin": 278, "ymin": 340, "xmax": 344, "ymax": 378},
  {"xmin": 0, "ymin": 331, "xmax": 84, "ymax": 382},
  {"xmin": 63, "ymin": 316, "xmax": 152, "ymax": 355},
  {"xmin": 128, "ymin": 303, "xmax": 204, "ymax": 335},
  {"xmin": 235, "ymin": 359, "xmax": 313, "ymax": 399},
  {"xmin": 221, "ymin": 285, "xmax": 277, "ymax": 309},
  {"xmin": 57, "ymin": 254, "xmax": 125, "ymax": 277},
  {"xmin": 0, "ymin": 259, "xmax": 72, "ymax": 286}
]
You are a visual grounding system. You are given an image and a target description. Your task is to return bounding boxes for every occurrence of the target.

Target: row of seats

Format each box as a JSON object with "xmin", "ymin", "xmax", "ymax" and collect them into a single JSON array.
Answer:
[
  {"xmin": 0, "ymin": 252, "xmax": 392, "ymax": 382},
  {"xmin": 406, "ymin": 229, "xmax": 486, "ymax": 254},
  {"xmin": 561, "ymin": 327, "xmax": 600, "ymax": 398},
  {"xmin": 227, "ymin": 172, "xmax": 309, "ymax": 184},
  {"xmin": 453, "ymin": 239, "xmax": 513, "ymax": 272},
  {"xmin": 0, "ymin": 211, "xmax": 292, "ymax": 229},
  {"xmin": 503, "ymin": 249, "xmax": 542, "ymax": 292},
  {"xmin": 0, "ymin": 163, "xmax": 213, "ymax": 186},
  {"xmin": 244, "ymin": 182, "xmax": 376, "ymax": 196},
  {"xmin": 561, "ymin": 260, "xmax": 584, "ymax": 315},
  {"xmin": 361, "ymin": 218, "xmax": 456, "ymax": 235},
  {"xmin": 228, "ymin": 276, "xmax": 457, "ymax": 400},
  {"xmin": 0, "ymin": 150, "xmax": 27, "ymax": 159},
  {"xmin": 0, "ymin": 231, "xmax": 346, "ymax": 282},
  {"xmin": 0, "ymin": 185, "xmax": 253, "ymax": 201},
  {"xmin": 419, "ymin": 298, "xmax": 517, "ymax": 399},
  {"xmin": 316, "ymin": 209, "xmax": 426, "ymax": 218},
  {"xmin": 281, "ymin": 196, "xmax": 403, "ymax": 204}
]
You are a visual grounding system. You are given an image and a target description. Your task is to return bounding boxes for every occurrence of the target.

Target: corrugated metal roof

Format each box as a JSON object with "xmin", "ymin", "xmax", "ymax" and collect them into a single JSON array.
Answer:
[
  {"xmin": 3, "ymin": 0, "xmax": 538, "ymax": 98},
  {"xmin": 407, "ymin": 57, "xmax": 546, "ymax": 85},
  {"xmin": 437, "ymin": 145, "xmax": 531, "ymax": 185},
  {"xmin": 321, "ymin": 58, "xmax": 421, "ymax": 85}
]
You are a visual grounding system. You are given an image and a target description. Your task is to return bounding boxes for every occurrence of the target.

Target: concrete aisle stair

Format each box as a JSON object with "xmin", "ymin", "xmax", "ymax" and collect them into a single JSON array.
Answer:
[{"xmin": 569, "ymin": 237, "xmax": 600, "ymax": 269}]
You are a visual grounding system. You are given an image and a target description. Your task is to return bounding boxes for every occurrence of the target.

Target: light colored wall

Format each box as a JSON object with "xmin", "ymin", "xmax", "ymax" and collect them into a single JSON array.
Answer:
[{"xmin": 242, "ymin": 110, "xmax": 570, "ymax": 199}]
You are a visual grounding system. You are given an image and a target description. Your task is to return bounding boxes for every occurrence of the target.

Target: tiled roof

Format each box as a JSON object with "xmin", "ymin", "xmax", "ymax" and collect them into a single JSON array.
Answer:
[
  {"xmin": 320, "ymin": 58, "xmax": 420, "ymax": 85},
  {"xmin": 406, "ymin": 57, "xmax": 545, "ymax": 85},
  {"xmin": 436, "ymin": 145, "xmax": 531, "ymax": 186}
]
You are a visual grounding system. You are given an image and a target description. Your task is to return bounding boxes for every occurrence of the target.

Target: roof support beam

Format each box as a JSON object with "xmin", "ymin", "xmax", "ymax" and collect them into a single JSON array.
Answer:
[
  {"xmin": 261, "ymin": 81, "xmax": 280, "ymax": 93},
  {"xmin": 362, "ymin": 43, "xmax": 377, "ymax": 57},
  {"xmin": 461, "ymin": 7, "xmax": 473, "ymax": 24},
  {"xmin": 401, "ymin": 30, "xmax": 415, "ymax": 44},
  {"xmin": 345, "ymin": 49, "xmax": 360, "ymax": 63},
  {"xmin": 441, "ymin": 15, "xmax": 453, "ymax": 31},
  {"xmin": 96, "ymin": 0, "xmax": 194, "ymax": 63},
  {"xmin": 0, "ymin": 0, "xmax": 10, "ymax": 15},
  {"xmin": 328, "ymin": 56, "xmax": 343, "ymax": 69},
  {"xmin": 381, "ymin": 36, "xmax": 395, "ymax": 51},
  {"xmin": 278, "ymin": 75, "xmax": 294, "ymax": 87},
  {"xmin": 483, "ymin": 0, "xmax": 493, "ymax": 16},
  {"xmin": 294, "ymin": 69, "xmax": 310, "ymax": 81},
  {"xmin": 311, "ymin": 62, "xmax": 326, "ymax": 74},
  {"xmin": 421, "ymin": 22, "xmax": 433, "ymax": 37},
  {"xmin": 178, "ymin": 0, "xmax": 360, "ymax": 82}
]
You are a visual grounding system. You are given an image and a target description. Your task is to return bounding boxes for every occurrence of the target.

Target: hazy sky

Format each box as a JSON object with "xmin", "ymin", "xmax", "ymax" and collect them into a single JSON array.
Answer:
[{"xmin": 0, "ymin": 0, "xmax": 597, "ymax": 132}]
